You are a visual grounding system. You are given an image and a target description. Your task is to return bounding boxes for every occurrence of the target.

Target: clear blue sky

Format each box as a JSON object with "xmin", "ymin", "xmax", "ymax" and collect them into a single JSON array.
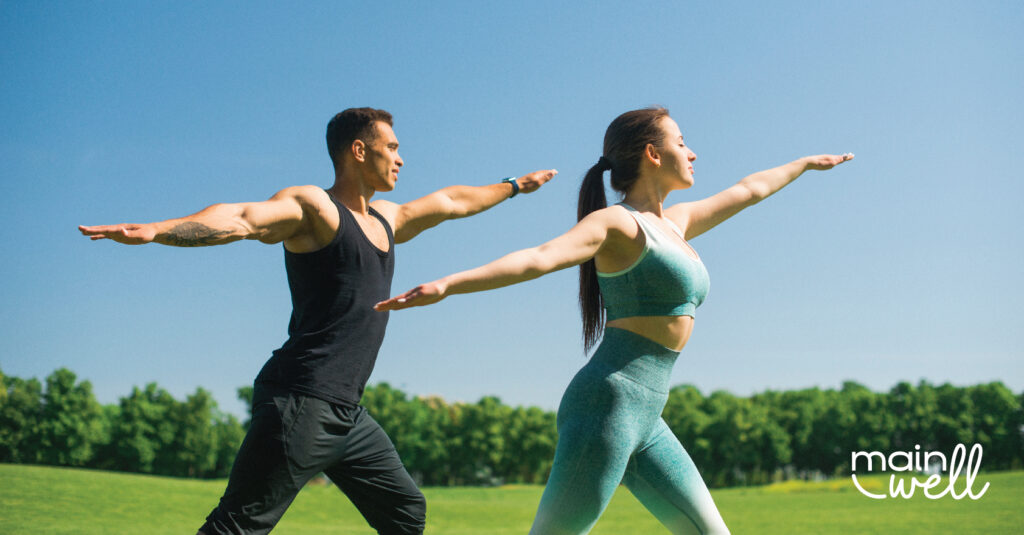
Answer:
[{"xmin": 2, "ymin": 1, "xmax": 1021, "ymax": 418}]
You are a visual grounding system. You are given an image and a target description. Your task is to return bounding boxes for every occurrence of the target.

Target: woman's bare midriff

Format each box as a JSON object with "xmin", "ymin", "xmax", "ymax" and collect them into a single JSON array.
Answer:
[{"xmin": 605, "ymin": 315, "xmax": 694, "ymax": 351}]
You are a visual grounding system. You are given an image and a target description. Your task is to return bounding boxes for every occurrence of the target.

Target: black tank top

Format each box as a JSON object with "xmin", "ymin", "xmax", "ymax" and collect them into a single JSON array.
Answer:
[{"xmin": 255, "ymin": 192, "xmax": 395, "ymax": 406}]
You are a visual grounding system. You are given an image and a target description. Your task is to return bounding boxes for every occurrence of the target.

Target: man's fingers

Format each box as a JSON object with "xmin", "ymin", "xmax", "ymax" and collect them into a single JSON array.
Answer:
[
  {"xmin": 80, "ymin": 224, "xmax": 127, "ymax": 236},
  {"xmin": 79, "ymin": 225, "xmax": 105, "ymax": 235},
  {"xmin": 519, "ymin": 169, "xmax": 558, "ymax": 193}
]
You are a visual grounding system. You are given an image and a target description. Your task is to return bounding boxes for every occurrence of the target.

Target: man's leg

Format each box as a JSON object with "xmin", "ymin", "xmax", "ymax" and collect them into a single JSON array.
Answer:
[
  {"xmin": 323, "ymin": 407, "xmax": 426, "ymax": 535},
  {"xmin": 198, "ymin": 386, "xmax": 326, "ymax": 535}
]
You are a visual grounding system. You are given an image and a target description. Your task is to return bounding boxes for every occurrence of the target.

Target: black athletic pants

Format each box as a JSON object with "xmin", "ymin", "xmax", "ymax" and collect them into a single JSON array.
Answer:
[{"xmin": 199, "ymin": 384, "xmax": 426, "ymax": 534}]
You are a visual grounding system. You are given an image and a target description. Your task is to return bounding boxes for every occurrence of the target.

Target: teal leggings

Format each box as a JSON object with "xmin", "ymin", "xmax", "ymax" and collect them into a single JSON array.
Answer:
[{"xmin": 530, "ymin": 328, "xmax": 729, "ymax": 535}]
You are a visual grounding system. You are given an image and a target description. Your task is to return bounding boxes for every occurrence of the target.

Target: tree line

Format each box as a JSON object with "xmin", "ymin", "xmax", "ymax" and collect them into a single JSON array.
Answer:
[
  {"xmin": 2, "ymin": 367, "xmax": 1022, "ymax": 486},
  {"xmin": 0, "ymin": 368, "xmax": 244, "ymax": 478}
]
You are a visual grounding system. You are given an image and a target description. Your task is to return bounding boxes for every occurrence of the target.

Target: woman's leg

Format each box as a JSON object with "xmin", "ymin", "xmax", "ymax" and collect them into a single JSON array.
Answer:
[
  {"xmin": 622, "ymin": 419, "xmax": 729, "ymax": 535},
  {"xmin": 528, "ymin": 414, "xmax": 634, "ymax": 535},
  {"xmin": 530, "ymin": 328, "xmax": 680, "ymax": 534}
]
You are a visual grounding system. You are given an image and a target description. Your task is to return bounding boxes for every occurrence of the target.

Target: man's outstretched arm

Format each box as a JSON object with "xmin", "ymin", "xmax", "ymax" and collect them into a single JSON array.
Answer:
[
  {"xmin": 79, "ymin": 186, "xmax": 314, "ymax": 246},
  {"xmin": 379, "ymin": 169, "xmax": 557, "ymax": 244}
]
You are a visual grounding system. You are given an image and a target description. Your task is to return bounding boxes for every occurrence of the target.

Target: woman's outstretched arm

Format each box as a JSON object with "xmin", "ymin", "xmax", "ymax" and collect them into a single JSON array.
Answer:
[
  {"xmin": 375, "ymin": 209, "xmax": 623, "ymax": 311},
  {"xmin": 667, "ymin": 153, "xmax": 853, "ymax": 240}
]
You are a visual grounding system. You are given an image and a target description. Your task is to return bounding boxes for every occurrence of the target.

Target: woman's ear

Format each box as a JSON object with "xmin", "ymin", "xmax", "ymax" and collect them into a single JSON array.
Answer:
[{"xmin": 644, "ymin": 143, "xmax": 662, "ymax": 167}]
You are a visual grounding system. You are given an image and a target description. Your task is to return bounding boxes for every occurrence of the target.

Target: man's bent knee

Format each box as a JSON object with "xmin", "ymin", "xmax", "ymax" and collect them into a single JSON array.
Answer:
[{"xmin": 373, "ymin": 490, "xmax": 426, "ymax": 535}]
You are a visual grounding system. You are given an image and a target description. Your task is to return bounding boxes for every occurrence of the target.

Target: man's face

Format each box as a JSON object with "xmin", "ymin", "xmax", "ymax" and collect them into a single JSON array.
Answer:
[{"xmin": 362, "ymin": 122, "xmax": 403, "ymax": 191}]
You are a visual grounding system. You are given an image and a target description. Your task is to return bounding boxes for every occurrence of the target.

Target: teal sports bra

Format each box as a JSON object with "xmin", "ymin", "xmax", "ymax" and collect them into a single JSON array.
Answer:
[{"xmin": 597, "ymin": 203, "xmax": 710, "ymax": 320}]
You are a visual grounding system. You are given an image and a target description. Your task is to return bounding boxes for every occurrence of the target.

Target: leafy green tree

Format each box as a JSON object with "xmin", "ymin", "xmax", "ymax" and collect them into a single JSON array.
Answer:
[
  {"xmin": 967, "ymin": 382, "xmax": 1021, "ymax": 470},
  {"xmin": 35, "ymin": 368, "xmax": 105, "ymax": 467},
  {"xmin": 94, "ymin": 383, "xmax": 244, "ymax": 478},
  {"xmin": 808, "ymin": 382, "xmax": 892, "ymax": 476},
  {"xmin": 845, "ymin": 382, "xmax": 896, "ymax": 455},
  {"xmin": 403, "ymin": 396, "xmax": 456, "ymax": 486},
  {"xmin": 499, "ymin": 405, "xmax": 556, "ymax": 484},
  {"xmin": 0, "ymin": 372, "xmax": 43, "ymax": 463},
  {"xmin": 449, "ymin": 396, "xmax": 511, "ymax": 485},
  {"xmin": 90, "ymin": 403, "xmax": 121, "ymax": 470},
  {"xmin": 212, "ymin": 412, "xmax": 245, "ymax": 477},
  {"xmin": 663, "ymin": 385, "xmax": 712, "ymax": 472},
  {"xmin": 889, "ymin": 381, "xmax": 939, "ymax": 451},
  {"xmin": 932, "ymin": 383, "xmax": 975, "ymax": 455},
  {"xmin": 12, "ymin": 366, "xmax": 1021, "ymax": 484},
  {"xmin": 698, "ymin": 390, "xmax": 791, "ymax": 486},
  {"xmin": 105, "ymin": 383, "xmax": 178, "ymax": 474},
  {"xmin": 163, "ymin": 388, "xmax": 219, "ymax": 477},
  {"xmin": 755, "ymin": 387, "xmax": 829, "ymax": 478}
]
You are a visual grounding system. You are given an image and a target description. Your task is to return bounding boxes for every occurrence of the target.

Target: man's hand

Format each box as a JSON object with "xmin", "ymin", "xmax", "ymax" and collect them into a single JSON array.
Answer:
[
  {"xmin": 514, "ymin": 169, "xmax": 558, "ymax": 194},
  {"xmin": 78, "ymin": 187, "xmax": 316, "ymax": 248},
  {"xmin": 78, "ymin": 223, "xmax": 157, "ymax": 245},
  {"xmin": 382, "ymin": 168, "xmax": 559, "ymax": 244}
]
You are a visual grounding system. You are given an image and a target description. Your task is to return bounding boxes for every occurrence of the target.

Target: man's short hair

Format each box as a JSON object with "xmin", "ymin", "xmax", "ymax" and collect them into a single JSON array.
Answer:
[{"xmin": 326, "ymin": 108, "xmax": 394, "ymax": 167}]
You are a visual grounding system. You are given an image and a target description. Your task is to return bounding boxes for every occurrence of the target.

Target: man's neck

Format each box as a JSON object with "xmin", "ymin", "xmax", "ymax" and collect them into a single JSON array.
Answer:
[{"xmin": 327, "ymin": 172, "xmax": 375, "ymax": 215}]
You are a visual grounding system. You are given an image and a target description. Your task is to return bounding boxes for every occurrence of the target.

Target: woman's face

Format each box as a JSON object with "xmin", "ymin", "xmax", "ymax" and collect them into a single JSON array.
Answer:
[{"xmin": 656, "ymin": 117, "xmax": 697, "ymax": 189}]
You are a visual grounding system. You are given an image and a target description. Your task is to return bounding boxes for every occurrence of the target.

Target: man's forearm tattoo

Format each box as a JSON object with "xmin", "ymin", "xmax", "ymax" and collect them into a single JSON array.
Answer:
[{"xmin": 162, "ymin": 222, "xmax": 232, "ymax": 246}]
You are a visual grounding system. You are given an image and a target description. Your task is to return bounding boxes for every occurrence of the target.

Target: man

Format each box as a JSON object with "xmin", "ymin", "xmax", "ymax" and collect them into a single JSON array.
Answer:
[{"xmin": 79, "ymin": 107, "xmax": 556, "ymax": 534}]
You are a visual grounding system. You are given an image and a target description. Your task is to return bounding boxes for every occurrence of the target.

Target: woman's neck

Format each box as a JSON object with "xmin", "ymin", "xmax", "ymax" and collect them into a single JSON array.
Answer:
[{"xmin": 622, "ymin": 176, "xmax": 670, "ymax": 215}]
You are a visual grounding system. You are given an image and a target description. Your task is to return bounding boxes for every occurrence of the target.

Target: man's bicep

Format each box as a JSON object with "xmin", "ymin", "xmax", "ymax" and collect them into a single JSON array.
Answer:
[
  {"xmin": 238, "ymin": 188, "xmax": 311, "ymax": 243},
  {"xmin": 391, "ymin": 192, "xmax": 454, "ymax": 243}
]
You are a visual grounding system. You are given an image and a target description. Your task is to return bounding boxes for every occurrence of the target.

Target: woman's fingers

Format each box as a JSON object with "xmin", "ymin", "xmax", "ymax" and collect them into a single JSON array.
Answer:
[{"xmin": 374, "ymin": 287, "xmax": 423, "ymax": 311}]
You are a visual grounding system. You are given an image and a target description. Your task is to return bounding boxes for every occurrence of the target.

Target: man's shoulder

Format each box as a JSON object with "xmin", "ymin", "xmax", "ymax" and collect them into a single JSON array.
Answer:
[
  {"xmin": 272, "ymin": 185, "xmax": 334, "ymax": 219},
  {"xmin": 368, "ymin": 199, "xmax": 400, "ymax": 226},
  {"xmin": 276, "ymin": 186, "xmax": 339, "ymax": 251},
  {"xmin": 275, "ymin": 185, "xmax": 330, "ymax": 205}
]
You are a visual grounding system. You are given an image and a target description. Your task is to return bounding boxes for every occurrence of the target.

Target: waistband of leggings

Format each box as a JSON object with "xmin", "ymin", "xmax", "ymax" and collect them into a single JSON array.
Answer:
[{"xmin": 590, "ymin": 327, "xmax": 680, "ymax": 391}]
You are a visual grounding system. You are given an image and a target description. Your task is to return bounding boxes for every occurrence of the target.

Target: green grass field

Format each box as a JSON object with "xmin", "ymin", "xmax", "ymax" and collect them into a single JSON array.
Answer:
[{"xmin": 2, "ymin": 463, "xmax": 1021, "ymax": 534}]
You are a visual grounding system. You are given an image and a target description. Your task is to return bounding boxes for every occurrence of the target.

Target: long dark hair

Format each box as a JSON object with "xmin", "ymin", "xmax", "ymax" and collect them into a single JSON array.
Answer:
[{"xmin": 578, "ymin": 107, "xmax": 670, "ymax": 353}]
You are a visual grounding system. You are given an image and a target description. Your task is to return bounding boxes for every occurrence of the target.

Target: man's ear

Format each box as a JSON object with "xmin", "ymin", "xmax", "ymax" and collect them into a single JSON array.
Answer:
[
  {"xmin": 644, "ymin": 143, "xmax": 661, "ymax": 167},
  {"xmin": 351, "ymin": 139, "xmax": 366, "ymax": 163}
]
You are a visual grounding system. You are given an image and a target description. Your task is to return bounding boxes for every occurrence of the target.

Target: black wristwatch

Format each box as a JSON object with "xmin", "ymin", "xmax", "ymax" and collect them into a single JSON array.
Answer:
[{"xmin": 502, "ymin": 176, "xmax": 520, "ymax": 198}]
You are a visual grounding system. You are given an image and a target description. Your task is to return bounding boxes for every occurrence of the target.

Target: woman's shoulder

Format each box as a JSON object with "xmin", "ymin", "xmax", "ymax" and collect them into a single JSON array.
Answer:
[
  {"xmin": 582, "ymin": 204, "xmax": 642, "ymax": 240},
  {"xmin": 663, "ymin": 202, "xmax": 693, "ymax": 233}
]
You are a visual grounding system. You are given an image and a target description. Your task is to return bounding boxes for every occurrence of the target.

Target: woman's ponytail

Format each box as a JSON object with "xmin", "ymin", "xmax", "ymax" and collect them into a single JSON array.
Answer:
[
  {"xmin": 578, "ymin": 158, "xmax": 613, "ymax": 354},
  {"xmin": 577, "ymin": 107, "xmax": 670, "ymax": 354}
]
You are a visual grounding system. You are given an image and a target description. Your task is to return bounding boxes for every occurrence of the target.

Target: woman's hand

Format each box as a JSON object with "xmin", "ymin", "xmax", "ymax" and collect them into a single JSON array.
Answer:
[
  {"xmin": 374, "ymin": 279, "xmax": 449, "ymax": 311},
  {"xmin": 375, "ymin": 209, "xmax": 615, "ymax": 312},
  {"xmin": 804, "ymin": 153, "xmax": 854, "ymax": 170}
]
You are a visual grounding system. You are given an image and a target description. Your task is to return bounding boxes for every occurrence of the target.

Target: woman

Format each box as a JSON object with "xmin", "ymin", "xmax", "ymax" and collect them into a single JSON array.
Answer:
[{"xmin": 375, "ymin": 108, "xmax": 852, "ymax": 534}]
